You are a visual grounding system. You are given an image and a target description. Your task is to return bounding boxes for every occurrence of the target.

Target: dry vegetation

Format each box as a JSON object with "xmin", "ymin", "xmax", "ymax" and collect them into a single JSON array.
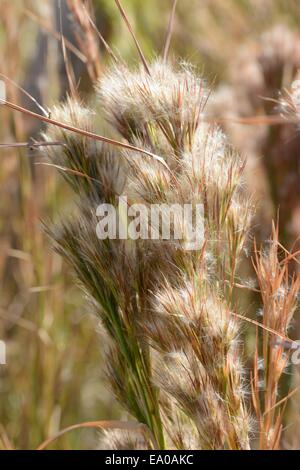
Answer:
[{"xmin": 1, "ymin": 0, "xmax": 300, "ymax": 450}]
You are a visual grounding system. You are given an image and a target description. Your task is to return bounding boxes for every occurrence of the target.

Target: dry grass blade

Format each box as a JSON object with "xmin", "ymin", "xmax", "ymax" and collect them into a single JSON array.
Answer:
[
  {"xmin": 163, "ymin": 0, "xmax": 178, "ymax": 62},
  {"xmin": 263, "ymin": 386, "xmax": 300, "ymax": 417},
  {"xmin": 82, "ymin": 3, "xmax": 119, "ymax": 65},
  {"xmin": 114, "ymin": 0, "xmax": 150, "ymax": 75},
  {"xmin": 58, "ymin": 0, "xmax": 78, "ymax": 98},
  {"xmin": 0, "ymin": 73, "xmax": 49, "ymax": 116},
  {"xmin": 251, "ymin": 224, "xmax": 300, "ymax": 449},
  {"xmin": 66, "ymin": 0, "xmax": 102, "ymax": 80},
  {"xmin": 232, "ymin": 311, "xmax": 297, "ymax": 345},
  {"xmin": 35, "ymin": 161, "xmax": 101, "ymax": 185},
  {"xmin": 0, "ymin": 141, "xmax": 65, "ymax": 150},
  {"xmin": 2, "ymin": 99, "xmax": 171, "ymax": 171},
  {"xmin": 37, "ymin": 420, "xmax": 157, "ymax": 450},
  {"xmin": 251, "ymin": 328, "xmax": 261, "ymax": 421}
]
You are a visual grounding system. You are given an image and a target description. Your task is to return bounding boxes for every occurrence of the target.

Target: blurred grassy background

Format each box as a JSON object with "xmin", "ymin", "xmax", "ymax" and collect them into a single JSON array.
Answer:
[{"xmin": 1, "ymin": 0, "xmax": 300, "ymax": 449}]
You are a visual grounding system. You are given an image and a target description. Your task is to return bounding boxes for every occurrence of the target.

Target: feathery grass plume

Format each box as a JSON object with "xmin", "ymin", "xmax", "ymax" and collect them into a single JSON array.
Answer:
[
  {"xmin": 144, "ymin": 275, "xmax": 250, "ymax": 450},
  {"xmin": 153, "ymin": 349, "xmax": 226, "ymax": 450},
  {"xmin": 41, "ymin": 98, "xmax": 126, "ymax": 199},
  {"xmin": 42, "ymin": 96, "xmax": 165, "ymax": 450},
  {"xmin": 99, "ymin": 60, "xmax": 253, "ymax": 449},
  {"xmin": 252, "ymin": 224, "xmax": 300, "ymax": 449},
  {"xmin": 43, "ymin": 59, "xmax": 254, "ymax": 449},
  {"xmin": 98, "ymin": 61, "xmax": 208, "ymax": 160}
]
